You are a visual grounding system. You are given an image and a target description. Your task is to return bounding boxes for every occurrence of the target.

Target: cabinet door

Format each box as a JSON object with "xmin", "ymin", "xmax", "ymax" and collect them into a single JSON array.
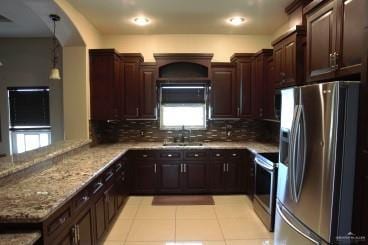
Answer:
[
  {"xmin": 133, "ymin": 161, "xmax": 157, "ymax": 194},
  {"xmin": 211, "ymin": 66, "xmax": 238, "ymax": 118},
  {"xmin": 158, "ymin": 161, "xmax": 182, "ymax": 194},
  {"xmin": 105, "ymin": 185, "xmax": 116, "ymax": 225},
  {"xmin": 90, "ymin": 53, "xmax": 119, "ymax": 120},
  {"xmin": 273, "ymin": 43, "xmax": 285, "ymax": 87},
  {"xmin": 77, "ymin": 210, "xmax": 93, "ymax": 245},
  {"xmin": 248, "ymin": 158, "xmax": 256, "ymax": 199},
  {"xmin": 306, "ymin": 0, "xmax": 338, "ymax": 82},
  {"xmin": 284, "ymin": 39, "xmax": 297, "ymax": 85},
  {"xmin": 251, "ymin": 57, "xmax": 265, "ymax": 118},
  {"xmin": 94, "ymin": 195, "xmax": 106, "ymax": 241},
  {"xmin": 337, "ymin": 0, "xmax": 365, "ymax": 74},
  {"xmin": 225, "ymin": 161, "xmax": 240, "ymax": 193},
  {"xmin": 58, "ymin": 233, "xmax": 73, "ymax": 245},
  {"xmin": 263, "ymin": 57, "xmax": 276, "ymax": 120},
  {"xmin": 115, "ymin": 171, "xmax": 128, "ymax": 209},
  {"xmin": 208, "ymin": 161, "xmax": 226, "ymax": 193},
  {"xmin": 239, "ymin": 62, "xmax": 253, "ymax": 118},
  {"xmin": 122, "ymin": 62, "xmax": 141, "ymax": 118},
  {"xmin": 182, "ymin": 161, "xmax": 208, "ymax": 193},
  {"xmin": 140, "ymin": 65, "xmax": 157, "ymax": 119}
]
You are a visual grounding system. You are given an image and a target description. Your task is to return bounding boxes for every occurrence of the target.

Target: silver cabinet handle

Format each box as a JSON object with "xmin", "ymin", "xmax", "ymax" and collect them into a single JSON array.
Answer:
[
  {"xmin": 136, "ymin": 107, "xmax": 139, "ymax": 117},
  {"xmin": 232, "ymin": 153, "xmax": 237, "ymax": 157},
  {"xmin": 168, "ymin": 154, "xmax": 172, "ymax": 157},
  {"xmin": 72, "ymin": 226, "xmax": 77, "ymax": 245},
  {"xmin": 223, "ymin": 163, "xmax": 226, "ymax": 172},
  {"xmin": 184, "ymin": 164, "xmax": 186, "ymax": 173},
  {"xmin": 216, "ymin": 153, "xmax": 221, "ymax": 157},
  {"xmin": 77, "ymin": 224, "xmax": 80, "ymax": 242},
  {"xmin": 142, "ymin": 154, "xmax": 148, "ymax": 158},
  {"xmin": 154, "ymin": 163, "xmax": 157, "ymax": 173},
  {"xmin": 237, "ymin": 107, "xmax": 240, "ymax": 117},
  {"xmin": 194, "ymin": 154, "xmax": 199, "ymax": 157},
  {"xmin": 59, "ymin": 216, "xmax": 67, "ymax": 225},
  {"xmin": 180, "ymin": 164, "xmax": 183, "ymax": 173},
  {"xmin": 329, "ymin": 53, "xmax": 334, "ymax": 68},
  {"xmin": 226, "ymin": 163, "xmax": 229, "ymax": 172},
  {"xmin": 333, "ymin": 52, "xmax": 339, "ymax": 69}
]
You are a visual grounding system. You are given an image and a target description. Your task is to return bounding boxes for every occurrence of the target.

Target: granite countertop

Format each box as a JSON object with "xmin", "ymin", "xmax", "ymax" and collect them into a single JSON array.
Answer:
[
  {"xmin": 0, "ymin": 139, "xmax": 91, "ymax": 179},
  {"xmin": 0, "ymin": 141, "xmax": 278, "ymax": 223},
  {"xmin": 0, "ymin": 231, "xmax": 41, "ymax": 245}
]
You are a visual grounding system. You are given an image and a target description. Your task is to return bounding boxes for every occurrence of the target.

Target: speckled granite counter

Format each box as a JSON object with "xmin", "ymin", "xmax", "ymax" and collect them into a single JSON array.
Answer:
[
  {"xmin": 0, "ymin": 231, "xmax": 41, "ymax": 245},
  {"xmin": 0, "ymin": 141, "xmax": 278, "ymax": 223},
  {"xmin": 0, "ymin": 139, "xmax": 91, "ymax": 180}
]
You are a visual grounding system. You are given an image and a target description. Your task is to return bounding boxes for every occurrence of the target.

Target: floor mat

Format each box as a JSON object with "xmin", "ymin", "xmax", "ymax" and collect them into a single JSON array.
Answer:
[{"xmin": 152, "ymin": 195, "xmax": 215, "ymax": 205}]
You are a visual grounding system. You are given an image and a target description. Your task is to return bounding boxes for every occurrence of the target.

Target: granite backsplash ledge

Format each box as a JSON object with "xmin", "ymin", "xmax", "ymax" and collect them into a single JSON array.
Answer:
[{"xmin": 90, "ymin": 119, "xmax": 279, "ymax": 144}]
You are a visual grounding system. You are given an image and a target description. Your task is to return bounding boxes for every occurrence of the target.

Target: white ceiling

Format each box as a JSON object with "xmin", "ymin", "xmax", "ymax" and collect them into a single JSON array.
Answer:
[
  {"xmin": 66, "ymin": 0, "xmax": 291, "ymax": 35},
  {"xmin": 0, "ymin": 0, "xmax": 52, "ymax": 37}
]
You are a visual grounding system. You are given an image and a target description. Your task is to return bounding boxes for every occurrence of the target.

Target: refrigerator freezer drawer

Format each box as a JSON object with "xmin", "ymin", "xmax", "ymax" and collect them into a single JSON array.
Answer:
[{"xmin": 274, "ymin": 202, "xmax": 326, "ymax": 245}]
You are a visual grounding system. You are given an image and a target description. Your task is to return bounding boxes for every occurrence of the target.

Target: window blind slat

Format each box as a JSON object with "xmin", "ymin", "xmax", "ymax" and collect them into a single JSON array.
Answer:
[
  {"xmin": 8, "ymin": 88, "xmax": 50, "ymax": 127},
  {"xmin": 161, "ymin": 87, "xmax": 205, "ymax": 104}
]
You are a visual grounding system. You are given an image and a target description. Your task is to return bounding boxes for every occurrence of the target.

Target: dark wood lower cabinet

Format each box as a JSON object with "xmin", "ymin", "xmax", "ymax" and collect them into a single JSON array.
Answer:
[
  {"xmin": 105, "ymin": 185, "xmax": 116, "ymax": 225},
  {"xmin": 94, "ymin": 193, "xmax": 106, "ymax": 241},
  {"xmin": 133, "ymin": 161, "xmax": 157, "ymax": 194},
  {"xmin": 158, "ymin": 161, "xmax": 181, "ymax": 194},
  {"xmin": 182, "ymin": 161, "xmax": 208, "ymax": 193},
  {"xmin": 76, "ymin": 210, "xmax": 93, "ymax": 245},
  {"xmin": 130, "ymin": 149, "xmax": 249, "ymax": 195},
  {"xmin": 208, "ymin": 162, "xmax": 226, "ymax": 193}
]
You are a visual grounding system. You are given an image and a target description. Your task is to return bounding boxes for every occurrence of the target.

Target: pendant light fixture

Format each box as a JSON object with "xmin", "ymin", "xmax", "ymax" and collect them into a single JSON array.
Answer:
[{"xmin": 49, "ymin": 14, "xmax": 61, "ymax": 80}]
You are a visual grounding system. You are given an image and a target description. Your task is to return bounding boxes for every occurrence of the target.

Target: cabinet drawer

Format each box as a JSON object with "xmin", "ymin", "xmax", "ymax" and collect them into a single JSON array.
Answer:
[
  {"xmin": 184, "ymin": 150, "xmax": 208, "ymax": 160},
  {"xmin": 115, "ymin": 161, "xmax": 125, "ymax": 173},
  {"xmin": 210, "ymin": 151, "xmax": 226, "ymax": 160},
  {"xmin": 158, "ymin": 151, "xmax": 182, "ymax": 160},
  {"xmin": 104, "ymin": 166, "xmax": 115, "ymax": 183},
  {"xmin": 227, "ymin": 150, "xmax": 243, "ymax": 159},
  {"xmin": 73, "ymin": 189, "xmax": 90, "ymax": 212},
  {"xmin": 91, "ymin": 178, "xmax": 104, "ymax": 196},
  {"xmin": 134, "ymin": 150, "xmax": 156, "ymax": 160},
  {"xmin": 47, "ymin": 208, "xmax": 71, "ymax": 235}
]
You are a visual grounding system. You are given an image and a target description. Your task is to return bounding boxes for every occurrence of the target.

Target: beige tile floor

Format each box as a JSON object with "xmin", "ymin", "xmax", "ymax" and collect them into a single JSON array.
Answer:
[{"xmin": 102, "ymin": 195, "xmax": 273, "ymax": 245}]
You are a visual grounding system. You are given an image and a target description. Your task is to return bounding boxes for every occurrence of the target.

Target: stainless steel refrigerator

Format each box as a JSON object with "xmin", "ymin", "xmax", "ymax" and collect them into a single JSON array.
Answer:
[{"xmin": 275, "ymin": 81, "xmax": 359, "ymax": 244}]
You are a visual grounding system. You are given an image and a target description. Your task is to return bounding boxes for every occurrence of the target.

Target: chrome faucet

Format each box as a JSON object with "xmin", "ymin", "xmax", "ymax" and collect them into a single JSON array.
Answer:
[{"xmin": 180, "ymin": 125, "xmax": 191, "ymax": 143}]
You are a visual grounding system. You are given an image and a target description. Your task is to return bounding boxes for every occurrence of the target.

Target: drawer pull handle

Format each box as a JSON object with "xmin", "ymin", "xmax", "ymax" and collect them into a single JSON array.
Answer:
[
  {"xmin": 194, "ymin": 154, "xmax": 199, "ymax": 157},
  {"xmin": 59, "ymin": 217, "xmax": 66, "ymax": 225},
  {"xmin": 168, "ymin": 154, "xmax": 172, "ymax": 157},
  {"xmin": 115, "ymin": 163, "xmax": 122, "ymax": 172},
  {"xmin": 216, "ymin": 153, "xmax": 221, "ymax": 157},
  {"xmin": 232, "ymin": 153, "xmax": 237, "ymax": 157},
  {"xmin": 105, "ymin": 171, "xmax": 114, "ymax": 182},
  {"xmin": 82, "ymin": 196, "xmax": 89, "ymax": 202},
  {"xmin": 142, "ymin": 154, "xmax": 148, "ymax": 158},
  {"xmin": 93, "ymin": 182, "xmax": 103, "ymax": 194}
]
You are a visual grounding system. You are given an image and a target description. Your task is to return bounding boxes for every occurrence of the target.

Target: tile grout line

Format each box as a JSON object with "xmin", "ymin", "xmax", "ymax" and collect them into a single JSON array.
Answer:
[
  {"xmin": 213, "ymin": 199, "xmax": 227, "ymax": 244},
  {"xmin": 123, "ymin": 196, "xmax": 141, "ymax": 245}
]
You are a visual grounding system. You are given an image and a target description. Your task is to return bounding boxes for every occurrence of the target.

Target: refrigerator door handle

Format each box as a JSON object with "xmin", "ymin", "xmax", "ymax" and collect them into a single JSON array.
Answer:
[
  {"xmin": 291, "ymin": 105, "xmax": 302, "ymax": 201},
  {"xmin": 276, "ymin": 203, "xmax": 321, "ymax": 244},
  {"xmin": 295, "ymin": 105, "xmax": 307, "ymax": 202},
  {"xmin": 288, "ymin": 105, "xmax": 300, "ymax": 201}
]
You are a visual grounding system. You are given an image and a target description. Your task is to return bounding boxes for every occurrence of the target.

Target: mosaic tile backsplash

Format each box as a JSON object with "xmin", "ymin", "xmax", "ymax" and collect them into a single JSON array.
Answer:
[{"xmin": 90, "ymin": 119, "xmax": 279, "ymax": 144}]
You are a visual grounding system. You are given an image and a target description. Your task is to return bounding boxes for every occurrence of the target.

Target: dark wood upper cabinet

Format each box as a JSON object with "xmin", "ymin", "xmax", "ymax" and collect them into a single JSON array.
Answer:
[
  {"xmin": 251, "ymin": 49, "xmax": 273, "ymax": 119},
  {"xmin": 120, "ymin": 54, "xmax": 144, "ymax": 119},
  {"xmin": 154, "ymin": 53, "xmax": 213, "ymax": 81},
  {"xmin": 272, "ymin": 26, "xmax": 306, "ymax": 88},
  {"xmin": 210, "ymin": 63, "xmax": 238, "ymax": 119},
  {"xmin": 263, "ymin": 56, "xmax": 276, "ymax": 120},
  {"xmin": 140, "ymin": 63, "xmax": 157, "ymax": 119},
  {"xmin": 305, "ymin": 0, "xmax": 364, "ymax": 82},
  {"xmin": 89, "ymin": 49, "xmax": 120, "ymax": 121},
  {"xmin": 231, "ymin": 54, "xmax": 254, "ymax": 118},
  {"xmin": 337, "ymin": 0, "xmax": 365, "ymax": 75}
]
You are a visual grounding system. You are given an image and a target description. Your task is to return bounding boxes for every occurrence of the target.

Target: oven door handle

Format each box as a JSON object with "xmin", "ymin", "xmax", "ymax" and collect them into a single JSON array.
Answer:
[{"xmin": 255, "ymin": 156, "xmax": 274, "ymax": 171}]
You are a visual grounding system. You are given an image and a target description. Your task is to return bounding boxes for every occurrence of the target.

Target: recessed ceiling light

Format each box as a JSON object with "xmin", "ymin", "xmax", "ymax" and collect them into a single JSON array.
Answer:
[
  {"xmin": 133, "ymin": 17, "xmax": 150, "ymax": 26},
  {"xmin": 228, "ymin": 17, "xmax": 246, "ymax": 26}
]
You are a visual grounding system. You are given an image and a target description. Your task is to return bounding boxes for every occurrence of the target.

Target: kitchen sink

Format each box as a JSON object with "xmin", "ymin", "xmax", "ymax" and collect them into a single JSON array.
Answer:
[{"xmin": 163, "ymin": 142, "xmax": 203, "ymax": 146}]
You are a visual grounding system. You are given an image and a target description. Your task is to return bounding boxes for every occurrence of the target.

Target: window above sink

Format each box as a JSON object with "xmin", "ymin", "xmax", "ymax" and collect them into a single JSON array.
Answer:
[{"xmin": 159, "ymin": 86, "xmax": 208, "ymax": 130}]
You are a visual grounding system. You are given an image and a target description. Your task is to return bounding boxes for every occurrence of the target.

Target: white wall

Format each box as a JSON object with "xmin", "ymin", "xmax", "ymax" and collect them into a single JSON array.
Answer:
[
  {"xmin": 101, "ymin": 34, "xmax": 273, "ymax": 62},
  {"xmin": 0, "ymin": 38, "xmax": 64, "ymax": 155}
]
